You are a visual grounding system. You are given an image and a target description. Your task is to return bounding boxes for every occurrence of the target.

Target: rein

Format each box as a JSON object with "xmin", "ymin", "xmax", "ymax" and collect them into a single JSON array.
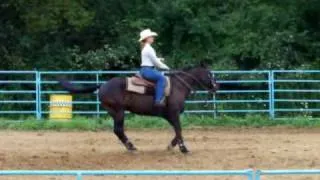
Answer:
[
  {"xmin": 170, "ymin": 70, "xmax": 216, "ymax": 108},
  {"xmin": 170, "ymin": 70, "xmax": 212, "ymax": 92},
  {"xmin": 173, "ymin": 74, "xmax": 194, "ymax": 91}
]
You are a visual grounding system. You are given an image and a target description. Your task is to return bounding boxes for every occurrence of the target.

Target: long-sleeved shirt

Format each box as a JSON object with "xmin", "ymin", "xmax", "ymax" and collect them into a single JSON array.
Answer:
[{"xmin": 141, "ymin": 43, "xmax": 170, "ymax": 70}]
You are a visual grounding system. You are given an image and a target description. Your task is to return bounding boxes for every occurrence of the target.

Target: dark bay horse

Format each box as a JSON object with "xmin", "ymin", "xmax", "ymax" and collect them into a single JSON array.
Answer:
[{"xmin": 59, "ymin": 65, "xmax": 218, "ymax": 153}]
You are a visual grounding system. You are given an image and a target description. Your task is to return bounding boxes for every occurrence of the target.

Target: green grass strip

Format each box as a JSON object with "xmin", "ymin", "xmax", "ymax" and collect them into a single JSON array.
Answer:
[{"xmin": 0, "ymin": 115, "xmax": 320, "ymax": 131}]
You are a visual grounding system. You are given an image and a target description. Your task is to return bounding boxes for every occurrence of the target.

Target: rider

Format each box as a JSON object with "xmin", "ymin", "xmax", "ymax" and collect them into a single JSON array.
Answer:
[{"xmin": 139, "ymin": 29, "xmax": 170, "ymax": 107}]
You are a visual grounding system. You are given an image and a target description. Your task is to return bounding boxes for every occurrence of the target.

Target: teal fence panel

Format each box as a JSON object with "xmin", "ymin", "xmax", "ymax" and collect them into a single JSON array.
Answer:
[
  {"xmin": 2, "ymin": 169, "xmax": 320, "ymax": 179},
  {"xmin": 0, "ymin": 169, "xmax": 254, "ymax": 180},
  {"xmin": 273, "ymin": 70, "xmax": 320, "ymax": 118},
  {"xmin": 213, "ymin": 70, "xmax": 270, "ymax": 117},
  {"xmin": 255, "ymin": 169, "xmax": 320, "ymax": 180},
  {"xmin": 0, "ymin": 71, "xmax": 38, "ymax": 118}
]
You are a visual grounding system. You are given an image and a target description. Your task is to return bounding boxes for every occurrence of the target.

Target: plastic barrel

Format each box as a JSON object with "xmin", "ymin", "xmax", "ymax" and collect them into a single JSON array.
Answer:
[{"xmin": 49, "ymin": 95, "xmax": 73, "ymax": 120}]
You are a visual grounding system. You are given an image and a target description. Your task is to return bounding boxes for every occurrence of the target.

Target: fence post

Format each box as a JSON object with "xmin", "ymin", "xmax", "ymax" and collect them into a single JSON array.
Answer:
[
  {"xmin": 212, "ymin": 71, "xmax": 217, "ymax": 119},
  {"xmin": 76, "ymin": 172, "xmax": 82, "ymax": 180},
  {"xmin": 36, "ymin": 71, "xmax": 42, "ymax": 120},
  {"xmin": 268, "ymin": 71, "xmax": 275, "ymax": 119},
  {"xmin": 213, "ymin": 93, "xmax": 217, "ymax": 119},
  {"xmin": 96, "ymin": 73, "xmax": 100, "ymax": 118},
  {"xmin": 247, "ymin": 169, "xmax": 254, "ymax": 180},
  {"xmin": 255, "ymin": 170, "xmax": 261, "ymax": 180},
  {"xmin": 272, "ymin": 71, "xmax": 275, "ymax": 119}
]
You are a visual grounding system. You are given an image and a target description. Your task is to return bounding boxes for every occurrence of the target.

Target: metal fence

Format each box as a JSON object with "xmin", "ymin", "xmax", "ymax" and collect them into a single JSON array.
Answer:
[
  {"xmin": 1, "ymin": 169, "xmax": 320, "ymax": 179},
  {"xmin": 255, "ymin": 169, "xmax": 320, "ymax": 180},
  {"xmin": 0, "ymin": 169, "xmax": 254, "ymax": 180},
  {"xmin": 1, "ymin": 70, "xmax": 320, "ymax": 119}
]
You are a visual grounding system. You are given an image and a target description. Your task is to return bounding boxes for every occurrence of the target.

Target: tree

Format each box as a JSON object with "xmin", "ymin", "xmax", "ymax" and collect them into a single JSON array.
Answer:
[{"xmin": 0, "ymin": 0, "xmax": 319, "ymax": 70}]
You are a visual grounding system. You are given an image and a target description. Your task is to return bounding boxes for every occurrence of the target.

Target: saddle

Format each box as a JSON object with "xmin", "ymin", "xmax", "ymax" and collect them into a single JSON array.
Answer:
[
  {"xmin": 126, "ymin": 74, "xmax": 171, "ymax": 96},
  {"xmin": 131, "ymin": 74, "xmax": 155, "ymax": 87}
]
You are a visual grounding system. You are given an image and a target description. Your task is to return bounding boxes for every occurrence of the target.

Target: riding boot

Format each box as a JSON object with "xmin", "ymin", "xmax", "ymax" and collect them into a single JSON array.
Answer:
[{"xmin": 154, "ymin": 97, "xmax": 165, "ymax": 107}]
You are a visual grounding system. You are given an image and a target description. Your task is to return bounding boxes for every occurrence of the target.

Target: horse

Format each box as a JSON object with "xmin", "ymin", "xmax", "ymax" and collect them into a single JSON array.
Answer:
[{"xmin": 59, "ymin": 64, "xmax": 219, "ymax": 154}]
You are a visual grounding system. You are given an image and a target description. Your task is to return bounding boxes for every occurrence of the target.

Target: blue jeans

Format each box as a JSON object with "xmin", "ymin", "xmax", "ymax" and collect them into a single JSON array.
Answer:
[{"xmin": 140, "ymin": 67, "xmax": 166, "ymax": 103}]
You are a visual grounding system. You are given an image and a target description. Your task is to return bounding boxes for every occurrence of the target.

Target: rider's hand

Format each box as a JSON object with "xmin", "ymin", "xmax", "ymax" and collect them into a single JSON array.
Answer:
[{"xmin": 158, "ymin": 58, "xmax": 165, "ymax": 62}]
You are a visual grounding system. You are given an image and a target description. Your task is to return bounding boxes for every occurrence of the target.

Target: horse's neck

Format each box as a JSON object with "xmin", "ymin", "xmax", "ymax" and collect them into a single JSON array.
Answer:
[
  {"xmin": 172, "ymin": 70, "xmax": 197, "ymax": 97},
  {"xmin": 180, "ymin": 69, "xmax": 198, "ymax": 86}
]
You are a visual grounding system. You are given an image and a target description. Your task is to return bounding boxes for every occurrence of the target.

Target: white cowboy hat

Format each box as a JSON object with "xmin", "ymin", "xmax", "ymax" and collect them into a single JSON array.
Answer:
[{"xmin": 139, "ymin": 29, "xmax": 158, "ymax": 42}]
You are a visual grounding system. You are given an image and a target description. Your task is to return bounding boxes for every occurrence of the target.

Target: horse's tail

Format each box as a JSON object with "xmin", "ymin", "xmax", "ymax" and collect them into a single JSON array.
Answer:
[{"xmin": 58, "ymin": 79, "xmax": 101, "ymax": 94}]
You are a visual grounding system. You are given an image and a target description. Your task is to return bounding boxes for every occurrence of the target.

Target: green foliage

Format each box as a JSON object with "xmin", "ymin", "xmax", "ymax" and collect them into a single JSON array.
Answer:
[
  {"xmin": 1, "ymin": 0, "xmax": 320, "ymax": 117},
  {"xmin": 18, "ymin": 0, "xmax": 94, "ymax": 33},
  {"xmin": 73, "ymin": 45, "xmax": 138, "ymax": 70},
  {"xmin": 1, "ymin": 0, "xmax": 319, "ymax": 70}
]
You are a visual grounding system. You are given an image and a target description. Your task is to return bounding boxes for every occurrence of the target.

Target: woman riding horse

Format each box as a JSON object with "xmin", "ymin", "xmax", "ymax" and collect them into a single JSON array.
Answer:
[
  {"xmin": 59, "ymin": 29, "xmax": 219, "ymax": 154},
  {"xmin": 139, "ymin": 29, "xmax": 170, "ymax": 107}
]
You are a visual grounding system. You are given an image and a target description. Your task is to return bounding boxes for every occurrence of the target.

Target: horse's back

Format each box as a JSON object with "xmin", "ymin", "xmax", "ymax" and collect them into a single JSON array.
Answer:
[{"xmin": 98, "ymin": 77, "xmax": 126, "ymax": 105}]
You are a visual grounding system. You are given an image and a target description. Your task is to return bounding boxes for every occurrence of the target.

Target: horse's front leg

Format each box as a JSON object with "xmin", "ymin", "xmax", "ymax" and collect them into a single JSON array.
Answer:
[{"xmin": 166, "ymin": 113, "xmax": 189, "ymax": 154}]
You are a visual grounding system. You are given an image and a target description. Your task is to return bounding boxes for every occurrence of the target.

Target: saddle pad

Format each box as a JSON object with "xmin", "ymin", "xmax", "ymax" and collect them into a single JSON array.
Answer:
[{"xmin": 126, "ymin": 77, "xmax": 171, "ymax": 96}]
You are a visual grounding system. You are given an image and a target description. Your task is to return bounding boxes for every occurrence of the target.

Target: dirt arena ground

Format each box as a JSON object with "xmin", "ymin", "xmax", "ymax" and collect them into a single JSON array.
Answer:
[{"xmin": 0, "ymin": 128, "xmax": 319, "ymax": 180}]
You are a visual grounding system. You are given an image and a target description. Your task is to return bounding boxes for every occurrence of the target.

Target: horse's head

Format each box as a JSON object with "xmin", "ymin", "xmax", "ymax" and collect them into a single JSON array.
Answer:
[{"xmin": 191, "ymin": 63, "xmax": 219, "ymax": 93}]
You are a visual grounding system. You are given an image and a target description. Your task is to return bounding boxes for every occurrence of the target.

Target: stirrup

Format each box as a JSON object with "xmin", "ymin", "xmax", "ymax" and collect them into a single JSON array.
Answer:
[
  {"xmin": 154, "ymin": 102, "xmax": 165, "ymax": 107},
  {"xmin": 154, "ymin": 98, "xmax": 166, "ymax": 107}
]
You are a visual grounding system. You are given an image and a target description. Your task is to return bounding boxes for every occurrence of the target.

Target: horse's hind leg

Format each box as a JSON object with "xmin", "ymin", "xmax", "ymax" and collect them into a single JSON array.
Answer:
[{"xmin": 110, "ymin": 109, "xmax": 137, "ymax": 151}]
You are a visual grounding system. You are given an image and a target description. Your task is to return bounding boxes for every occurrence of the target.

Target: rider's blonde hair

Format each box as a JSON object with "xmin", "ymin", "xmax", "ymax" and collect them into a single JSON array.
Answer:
[{"xmin": 140, "ymin": 39, "xmax": 147, "ymax": 49}]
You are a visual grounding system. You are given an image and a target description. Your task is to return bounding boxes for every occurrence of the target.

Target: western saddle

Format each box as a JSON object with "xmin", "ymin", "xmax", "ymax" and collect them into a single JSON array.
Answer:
[{"xmin": 131, "ymin": 74, "xmax": 155, "ymax": 87}]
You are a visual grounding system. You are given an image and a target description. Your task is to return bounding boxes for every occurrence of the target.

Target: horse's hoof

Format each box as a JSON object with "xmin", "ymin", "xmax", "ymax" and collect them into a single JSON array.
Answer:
[
  {"xmin": 179, "ymin": 146, "xmax": 189, "ymax": 154},
  {"xmin": 126, "ymin": 146, "xmax": 138, "ymax": 153},
  {"xmin": 125, "ymin": 141, "xmax": 137, "ymax": 152},
  {"xmin": 128, "ymin": 149, "xmax": 137, "ymax": 153},
  {"xmin": 127, "ymin": 145, "xmax": 137, "ymax": 151},
  {"xmin": 130, "ymin": 147, "xmax": 138, "ymax": 151},
  {"xmin": 181, "ymin": 149, "xmax": 189, "ymax": 154}
]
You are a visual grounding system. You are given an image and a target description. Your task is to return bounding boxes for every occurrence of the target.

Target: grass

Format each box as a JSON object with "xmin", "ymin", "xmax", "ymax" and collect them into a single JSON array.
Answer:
[{"xmin": 0, "ymin": 115, "xmax": 320, "ymax": 131}]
